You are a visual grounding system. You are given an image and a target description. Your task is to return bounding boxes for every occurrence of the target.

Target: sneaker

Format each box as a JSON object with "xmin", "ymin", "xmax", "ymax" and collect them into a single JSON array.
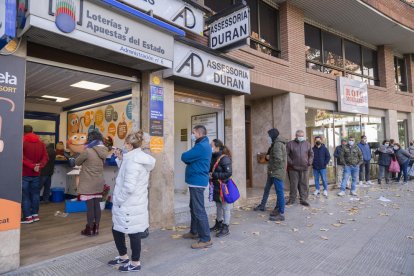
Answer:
[
  {"xmin": 323, "ymin": 190, "xmax": 328, "ymax": 197},
  {"xmin": 337, "ymin": 191, "xmax": 346, "ymax": 197},
  {"xmin": 108, "ymin": 256, "xmax": 130, "ymax": 266},
  {"xmin": 358, "ymin": 181, "xmax": 363, "ymax": 186},
  {"xmin": 270, "ymin": 209, "xmax": 279, "ymax": 217},
  {"xmin": 21, "ymin": 216, "xmax": 33, "ymax": 224},
  {"xmin": 32, "ymin": 214, "xmax": 40, "ymax": 222},
  {"xmin": 313, "ymin": 190, "xmax": 320, "ymax": 196},
  {"xmin": 366, "ymin": 180, "xmax": 373, "ymax": 185},
  {"xmin": 191, "ymin": 240, "xmax": 213, "ymax": 249},
  {"xmin": 269, "ymin": 214, "xmax": 285, "ymax": 221},
  {"xmin": 350, "ymin": 190, "xmax": 358, "ymax": 196},
  {"xmin": 253, "ymin": 205, "xmax": 265, "ymax": 212},
  {"xmin": 118, "ymin": 262, "xmax": 141, "ymax": 272},
  {"xmin": 300, "ymin": 201, "xmax": 310, "ymax": 207},
  {"xmin": 182, "ymin": 232, "xmax": 199, "ymax": 240},
  {"xmin": 403, "ymin": 182, "xmax": 408, "ymax": 185},
  {"xmin": 286, "ymin": 200, "xmax": 295, "ymax": 206}
]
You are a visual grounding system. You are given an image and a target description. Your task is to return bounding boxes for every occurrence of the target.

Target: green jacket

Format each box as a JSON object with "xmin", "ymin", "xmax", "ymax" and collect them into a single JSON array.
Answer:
[
  {"xmin": 339, "ymin": 144, "xmax": 363, "ymax": 166},
  {"xmin": 268, "ymin": 137, "xmax": 288, "ymax": 180}
]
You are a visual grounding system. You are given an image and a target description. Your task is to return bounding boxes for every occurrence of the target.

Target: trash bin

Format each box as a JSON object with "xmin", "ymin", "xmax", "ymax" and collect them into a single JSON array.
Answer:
[{"xmin": 51, "ymin": 187, "xmax": 65, "ymax": 202}]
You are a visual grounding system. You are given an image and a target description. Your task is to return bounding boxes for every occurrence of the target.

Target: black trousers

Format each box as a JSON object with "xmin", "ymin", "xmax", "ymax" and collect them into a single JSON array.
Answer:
[{"xmin": 112, "ymin": 228, "xmax": 141, "ymax": 262}]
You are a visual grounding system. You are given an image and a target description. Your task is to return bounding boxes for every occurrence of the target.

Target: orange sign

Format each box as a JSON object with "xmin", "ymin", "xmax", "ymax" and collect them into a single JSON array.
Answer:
[
  {"xmin": 150, "ymin": 137, "xmax": 164, "ymax": 153},
  {"xmin": 108, "ymin": 122, "xmax": 116, "ymax": 137},
  {"xmin": 95, "ymin": 110, "xmax": 104, "ymax": 125},
  {"xmin": 0, "ymin": 199, "xmax": 21, "ymax": 231}
]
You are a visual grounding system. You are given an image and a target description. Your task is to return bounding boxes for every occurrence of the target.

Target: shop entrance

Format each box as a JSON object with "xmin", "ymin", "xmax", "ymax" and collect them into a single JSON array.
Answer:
[
  {"xmin": 173, "ymin": 92, "xmax": 224, "ymax": 224},
  {"xmin": 21, "ymin": 60, "xmax": 138, "ymax": 266}
]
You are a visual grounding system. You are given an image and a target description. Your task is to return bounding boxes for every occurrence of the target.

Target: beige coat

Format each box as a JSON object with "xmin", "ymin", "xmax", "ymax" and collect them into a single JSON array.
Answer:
[{"xmin": 75, "ymin": 145, "xmax": 108, "ymax": 195}]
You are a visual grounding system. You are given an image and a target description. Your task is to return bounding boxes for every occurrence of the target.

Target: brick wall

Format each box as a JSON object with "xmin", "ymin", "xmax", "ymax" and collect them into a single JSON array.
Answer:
[
  {"xmin": 362, "ymin": 0, "xmax": 414, "ymax": 30},
  {"xmin": 226, "ymin": 1, "xmax": 414, "ymax": 113}
]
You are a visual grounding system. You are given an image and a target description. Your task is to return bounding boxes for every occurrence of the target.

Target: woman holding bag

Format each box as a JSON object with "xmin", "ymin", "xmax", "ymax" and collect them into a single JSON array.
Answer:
[
  {"xmin": 107, "ymin": 131, "xmax": 156, "ymax": 272},
  {"xmin": 375, "ymin": 140, "xmax": 394, "ymax": 184},
  {"xmin": 393, "ymin": 143, "xmax": 413, "ymax": 185},
  {"xmin": 209, "ymin": 139, "xmax": 233, "ymax": 238}
]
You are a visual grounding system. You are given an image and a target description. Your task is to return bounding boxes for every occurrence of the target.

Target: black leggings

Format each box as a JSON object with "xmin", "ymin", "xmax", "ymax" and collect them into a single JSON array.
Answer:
[
  {"xmin": 112, "ymin": 228, "xmax": 141, "ymax": 262},
  {"xmin": 86, "ymin": 198, "xmax": 101, "ymax": 226}
]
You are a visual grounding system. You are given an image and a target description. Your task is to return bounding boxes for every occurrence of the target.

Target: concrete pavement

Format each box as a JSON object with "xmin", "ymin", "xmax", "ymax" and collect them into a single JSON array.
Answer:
[{"xmin": 7, "ymin": 182, "xmax": 414, "ymax": 276}]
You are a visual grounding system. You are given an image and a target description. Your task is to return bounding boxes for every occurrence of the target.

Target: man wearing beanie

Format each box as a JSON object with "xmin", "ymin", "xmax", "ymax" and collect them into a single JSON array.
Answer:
[{"xmin": 267, "ymin": 128, "xmax": 288, "ymax": 221}]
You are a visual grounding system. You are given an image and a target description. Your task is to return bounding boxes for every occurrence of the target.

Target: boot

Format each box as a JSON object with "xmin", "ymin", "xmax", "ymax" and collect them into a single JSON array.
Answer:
[
  {"xmin": 270, "ymin": 208, "xmax": 279, "ymax": 217},
  {"xmin": 209, "ymin": 220, "xmax": 223, "ymax": 232},
  {"xmin": 81, "ymin": 224, "xmax": 93, "ymax": 236},
  {"xmin": 93, "ymin": 223, "xmax": 99, "ymax": 235},
  {"xmin": 216, "ymin": 224, "xmax": 229, "ymax": 238}
]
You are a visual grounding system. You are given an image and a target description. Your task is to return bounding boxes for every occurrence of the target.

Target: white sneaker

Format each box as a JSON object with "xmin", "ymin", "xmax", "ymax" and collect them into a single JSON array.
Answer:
[
  {"xmin": 366, "ymin": 180, "xmax": 373, "ymax": 185},
  {"xmin": 337, "ymin": 191, "xmax": 346, "ymax": 197},
  {"xmin": 358, "ymin": 181, "xmax": 363, "ymax": 186},
  {"xmin": 313, "ymin": 190, "xmax": 320, "ymax": 196},
  {"xmin": 350, "ymin": 190, "xmax": 358, "ymax": 196},
  {"xmin": 323, "ymin": 190, "xmax": 328, "ymax": 197}
]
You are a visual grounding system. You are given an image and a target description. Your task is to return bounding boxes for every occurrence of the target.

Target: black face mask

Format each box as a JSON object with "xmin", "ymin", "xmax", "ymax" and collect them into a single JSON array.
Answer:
[{"xmin": 315, "ymin": 141, "xmax": 321, "ymax": 146}]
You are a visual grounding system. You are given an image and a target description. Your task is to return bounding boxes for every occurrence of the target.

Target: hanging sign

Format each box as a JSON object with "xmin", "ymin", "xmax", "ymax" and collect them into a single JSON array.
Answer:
[
  {"xmin": 119, "ymin": 0, "xmax": 205, "ymax": 35},
  {"xmin": 164, "ymin": 42, "xmax": 250, "ymax": 94},
  {"xmin": 149, "ymin": 85, "xmax": 164, "ymax": 137},
  {"xmin": 337, "ymin": 77, "xmax": 369, "ymax": 115},
  {"xmin": 0, "ymin": 0, "xmax": 17, "ymax": 50},
  {"xmin": 25, "ymin": 0, "xmax": 174, "ymax": 68},
  {"xmin": 0, "ymin": 55, "xmax": 26, "ymax": 231},
  {"xmin": 209, "ymin": 6, "xmax": 250, "ymax": 50}
]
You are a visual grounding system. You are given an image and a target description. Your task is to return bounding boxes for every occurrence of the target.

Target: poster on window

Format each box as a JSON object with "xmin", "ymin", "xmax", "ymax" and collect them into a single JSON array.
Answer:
[
  {"xmin": 67, "ymin": 98, "xmax": 133, "ymax": 148},
  {"xmin": 191, "ymin": 113, "xmax": 218, "ymax": 145}
]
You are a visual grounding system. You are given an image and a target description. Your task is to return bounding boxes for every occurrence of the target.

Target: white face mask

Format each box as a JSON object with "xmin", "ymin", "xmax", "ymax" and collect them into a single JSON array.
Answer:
[
  {"xmin": 191, "ymin": 134, "xmax": 196, "ymax": 142},
  {"xmin": 385, "ymin": 143, "xmax": 390, "ymax": 147},
  {"xmin": 394, "ymin": 146, "xmax": 399, "ymax": 150},
  {"xmin": 349, "ymin": 141, "xmax": 355, "ymax": 146},
  {"xmin": 268, "ymin": 137, "xmax": 273, "ymax": 145},
  {"xmin": 211, "ymin": 147, "xmax": 215, "ymax": 152},
  {"xmin": 297, "ymin": 137, "xmax": 305, "ymax": 142}
]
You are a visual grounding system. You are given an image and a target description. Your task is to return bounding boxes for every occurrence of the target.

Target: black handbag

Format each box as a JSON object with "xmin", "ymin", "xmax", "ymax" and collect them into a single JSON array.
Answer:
[{"xmin": 140, "ymin": 228, "xmax": 149, "ymax": 239}]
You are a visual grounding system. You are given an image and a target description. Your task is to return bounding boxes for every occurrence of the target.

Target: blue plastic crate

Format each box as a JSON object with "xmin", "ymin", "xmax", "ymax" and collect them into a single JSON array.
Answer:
[{"xmin": 65, "ymin": 200, "xmax": 87, "ymax": 213}]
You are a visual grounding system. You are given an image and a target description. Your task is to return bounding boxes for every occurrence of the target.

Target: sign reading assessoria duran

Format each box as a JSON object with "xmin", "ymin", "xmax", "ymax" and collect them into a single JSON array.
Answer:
[
  {"xmin": 209, "ymin": 6, "xmax": 250, "ymax": 50},
  {"xmin": 337, "ymin": 77, "xmax": 368, "ymax": 115},
  {"xmin": 119, "ymin": 0, "xmax": 204, "ymax": 35},
  {"xmin": 165, "ymin": 42, "xmax": 250, "ymax": 94},
  {"xmin": 26, "ymin": 0, "xmax": 174, "ymax": 68}
]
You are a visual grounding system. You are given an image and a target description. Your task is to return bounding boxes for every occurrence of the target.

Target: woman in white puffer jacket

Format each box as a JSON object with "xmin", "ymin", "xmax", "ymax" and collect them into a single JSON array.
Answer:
[{"xmin": 107, "ymin": 131, "xmax": 156, "ymax": 273}]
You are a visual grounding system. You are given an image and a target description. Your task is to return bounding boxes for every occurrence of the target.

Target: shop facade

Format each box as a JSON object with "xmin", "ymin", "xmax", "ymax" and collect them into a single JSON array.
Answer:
[{"xmin": 0, "ymin": 0, "xmax": 251, "ymax": 272}]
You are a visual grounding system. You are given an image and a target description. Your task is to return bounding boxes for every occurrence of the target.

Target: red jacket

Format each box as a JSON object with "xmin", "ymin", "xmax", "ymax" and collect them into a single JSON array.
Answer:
[{"xmin": 22, "ymin": 133, "xmax": 48, "ymax": 177}]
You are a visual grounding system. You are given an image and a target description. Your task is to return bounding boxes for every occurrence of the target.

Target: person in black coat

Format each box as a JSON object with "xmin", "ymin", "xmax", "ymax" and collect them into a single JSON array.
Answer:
[
  {"xmin": 375, "ymin": 140, "xmax": 393, "ymax": 184},
  {"xmin": 209, "ymin": 139, "xmax": 232, "ymax": 238},
  {"xmin": 312, "ymin": 136, "xmax": 331, "ymax": 197},
  {"xmin": 40, "ymin": 143, "xmax": 56, "ymax": 203}
]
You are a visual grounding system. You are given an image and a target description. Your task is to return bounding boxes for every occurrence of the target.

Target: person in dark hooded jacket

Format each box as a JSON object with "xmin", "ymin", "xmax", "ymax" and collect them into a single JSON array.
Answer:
[
  {"xmin": 267, "ymin": 128, "xmax": 288, "ymax": 222},
  {"xmin": 209, "ymin": 139, "xmax": 232, "ymax": 238},
  {"xmin": 312, "ymin": 136, "xmax": 331, "ymax": 197}
]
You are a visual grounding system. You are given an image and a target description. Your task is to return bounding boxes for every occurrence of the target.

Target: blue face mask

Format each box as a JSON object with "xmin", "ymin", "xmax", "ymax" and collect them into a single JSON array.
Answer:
[{"xmin": 191, "ymin": 134, "xmax": 196, "ymax": 142}]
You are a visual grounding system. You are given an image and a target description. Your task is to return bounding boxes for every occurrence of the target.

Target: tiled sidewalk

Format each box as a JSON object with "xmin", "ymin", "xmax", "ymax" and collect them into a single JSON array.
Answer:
[{"xmin": 7, "ymin": 182, "xmax": 414, "ymax": 276}]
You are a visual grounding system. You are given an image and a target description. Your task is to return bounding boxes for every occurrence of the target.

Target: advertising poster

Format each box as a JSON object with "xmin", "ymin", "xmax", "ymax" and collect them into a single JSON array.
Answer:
[
  {"xmin": 67, "ymin": 99, "xmax": 133, "ymax": 148},
  {"xmin": 149, "ymin": 85, "xmax": 164, "ymax": 137},
  {"xmin": 191, "ymin": 113, "xmax": 218, "ymax": 145},
  {"xmin": 0, "ymin": 55, "xmax": 25, "ymax": 231}
]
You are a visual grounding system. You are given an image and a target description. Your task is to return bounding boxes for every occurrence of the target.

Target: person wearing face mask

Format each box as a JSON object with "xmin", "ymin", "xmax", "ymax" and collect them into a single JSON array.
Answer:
[
  {"xmin": 408, "ymin": 141, "xmax": 414, "ymax": 167},
  {"xmin": 266, "ymin": 128, "xmax": 288, "ymax": 221},
  {"xmin": 357, "ymin": 135, "xmax": 372, "ymax": 186},
  {"xmin": 108, "ymin": 131, "xmax": 155, "ymax": 272},
  {"xmin": 253, "ymin": 144, "xmax": 274, "ymax": 212},
  {"xmin": 337, "ymin": 137, "xmax": 363, "ymax": 196},
  {"xmin": 375, "ymin": 140, "xmax": 394, "ymax": 184},
  {"xmin": 209, "ymin": 139, "xmax": 232, "ymax": 237},
  {"xmin": 286, "ymin": 130, "xmax": 314, "ymax": 206},
  {"xmin": 312, "ymin": 136, "xmax": 331, "ymax": 197},
  {"xmin": 181, "ymin": 125, "xmax": 213, "ymax": 249},
  {"xmin": 393, "ymin": 143, "xmax": 413, "ymax": 185},
  {"xmin": 334, "ymin": 139, "xmax": 350, "ymax": 190}
]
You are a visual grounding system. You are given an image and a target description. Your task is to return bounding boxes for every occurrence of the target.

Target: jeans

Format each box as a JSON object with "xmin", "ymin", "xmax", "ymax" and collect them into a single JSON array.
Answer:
[
  {"xmin": 378, "ymin": 165, "xmax": 390, "ymax": 183},
  {"xmin": 313, "ymin": 168, "xmax": 328, "ymax": 191},
  {"xmin": 22, "ymin": 176, "xmax": 41, "ymax": 218},
  {"xmin": 359, "ymin": 160, "xmax": 370, "ymax": 182},
  {"xmin": 341, "ymin": 166, "xmax": 359, "ymax": 192},
  {"xmin": 112, "ymin": 228, "xmax": 141, "ymax": 262},
  {"xmin": 397, "ymin": 160, "xmax": 410, "ymax": 183},
  {"xmin": 259, "ymin": 176, "xmax": 275, "ymax": 207},
  {"xmin": 272, "ymin": 177, "xmax": 285, "ymax": 214},
  {"xmin": 40, "ymin": 175, "xmax": 52, "ymax": 202},
  {"xmin": 189, "ymin": 187, "xmax": 211, "ymax": 242},
  {"xmin": 216, "ymin": 201, "xmax": 232, "ymax": 225}
]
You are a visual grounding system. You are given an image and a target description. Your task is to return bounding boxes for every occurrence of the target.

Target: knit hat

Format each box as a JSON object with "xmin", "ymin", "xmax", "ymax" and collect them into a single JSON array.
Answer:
[{"xmin": 268, "ymin": 128, "xmax": 280, "ymax": 141}]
